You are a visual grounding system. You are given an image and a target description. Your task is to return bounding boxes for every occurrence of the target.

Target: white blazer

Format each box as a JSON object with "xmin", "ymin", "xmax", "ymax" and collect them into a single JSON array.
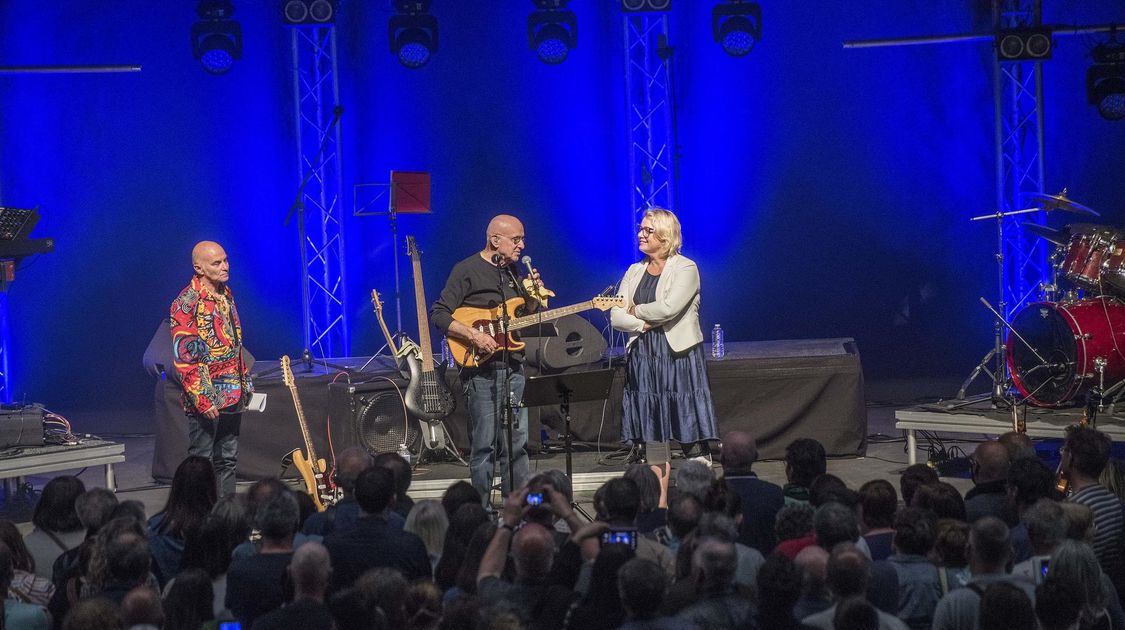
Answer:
[{"xmin": 610, "ymin": 254, "xmax": 704, "ymax": 353}]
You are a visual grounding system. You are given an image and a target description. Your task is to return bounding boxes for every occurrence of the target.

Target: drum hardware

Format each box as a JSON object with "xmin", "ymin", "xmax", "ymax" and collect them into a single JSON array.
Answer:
[{"xmin": 1022, "ymin": 189, "xmax": 1100, "ymax": 217}]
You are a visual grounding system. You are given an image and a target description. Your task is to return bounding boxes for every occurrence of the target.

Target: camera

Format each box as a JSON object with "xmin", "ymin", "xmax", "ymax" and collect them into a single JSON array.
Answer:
[
  {"xmin": 600, "ymin": 528, "xmax": 638, "ymax": 549},
  {"xmin": 526, "ymin": 492, "xmax": 544, "ymax": 506}
]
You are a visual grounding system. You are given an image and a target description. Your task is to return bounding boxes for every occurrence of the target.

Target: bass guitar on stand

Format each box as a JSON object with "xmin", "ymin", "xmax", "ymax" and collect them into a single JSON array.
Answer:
[
  {"xmin": 280, "ymin": 355, "xmax": 339, "ymax": 511},
  {"xmin": 404, "ymin": 236, "xmax": 457, "ymax": 445}
]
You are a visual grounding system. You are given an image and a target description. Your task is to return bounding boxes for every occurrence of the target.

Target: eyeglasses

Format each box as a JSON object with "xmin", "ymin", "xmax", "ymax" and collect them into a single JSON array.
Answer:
[
  {"xmin": 637, "ymin": 225, "xmax": 656, "ymax": 236},
  {"xmin": 492, "ymin": 233, "xmax": 525, "ymax": 246}
]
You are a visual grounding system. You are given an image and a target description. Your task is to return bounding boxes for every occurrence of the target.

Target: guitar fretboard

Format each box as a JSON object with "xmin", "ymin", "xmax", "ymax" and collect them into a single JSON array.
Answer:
[{"xmin": 508, "ymin": 300, "xmax": 595, "ymax": 331}]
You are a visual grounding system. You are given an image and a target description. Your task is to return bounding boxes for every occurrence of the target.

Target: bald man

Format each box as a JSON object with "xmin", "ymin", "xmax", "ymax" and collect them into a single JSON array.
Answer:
[
  {"xmin": 170, "ymin": 240, "xmax": 252, "ymax": 496},
  {"xmin": 430, "ymin": 215, "xmax": 544, "ymax": 507},
  {"xmin": 964, "ymin": 440, "xmax": 1013, "ymax": 525}
]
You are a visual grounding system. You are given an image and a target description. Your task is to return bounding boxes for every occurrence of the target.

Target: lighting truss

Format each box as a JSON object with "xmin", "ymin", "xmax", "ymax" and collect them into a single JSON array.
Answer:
[
  {"xmin": 290, "ymin": 25, "xmax": 348, "ymax": 358},
  {"xmin": 623, "ymin": 12, "xmax": 677, "ymax": 255},
  {"xmin": 994, "ymin": 0, "xmax": 1048, "ymax": 320}
]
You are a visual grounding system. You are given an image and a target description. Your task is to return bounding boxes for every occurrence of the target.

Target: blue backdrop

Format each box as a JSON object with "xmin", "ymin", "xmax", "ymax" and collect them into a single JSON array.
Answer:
[{"xmin": 1, "ymin": 1, "xmax": 1123, "ymax": 431}]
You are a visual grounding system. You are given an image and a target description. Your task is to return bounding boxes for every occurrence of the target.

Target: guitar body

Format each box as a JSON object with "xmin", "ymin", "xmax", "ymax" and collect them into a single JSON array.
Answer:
[
  {"xmin": 446, "ymin": 295, "xmax": 624, "ymax": 367},
  {"xmin": 289, "ymin": 448, "xmax": 327, "ymax": 512},
  {"xmin": 401, "ymin": 350, "xmax": 457, "ymax": 421},
  {"xmin": 446, "ymin": 298, "xmax": 528, "ymax": 368}
]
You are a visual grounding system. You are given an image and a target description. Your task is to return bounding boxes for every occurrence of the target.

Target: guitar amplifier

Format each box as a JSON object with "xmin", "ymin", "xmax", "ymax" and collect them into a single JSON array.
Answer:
[
  {"xmin": 327, "ymin": 379, "xmax": 418, "ymax": 456},
  {"xmin": 0, "ymin": 405, "xmax": 45, "ymax": 450}
]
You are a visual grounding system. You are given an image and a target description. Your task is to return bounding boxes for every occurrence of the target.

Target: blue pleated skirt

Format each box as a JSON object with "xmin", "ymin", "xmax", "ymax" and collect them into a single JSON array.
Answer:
[{"xmin": 621, "ymin": 330, "xmax": 719, "ymax": 444}]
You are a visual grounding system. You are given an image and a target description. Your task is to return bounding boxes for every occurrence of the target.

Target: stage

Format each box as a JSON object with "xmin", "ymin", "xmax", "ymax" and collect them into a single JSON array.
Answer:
[
  {"xmin": 152, "ymin": 339, "xmax": 868, "ymax": 484},
  {"xmin": 896, "ymin": 397, "xmax": 1125, "ymax": 465}
]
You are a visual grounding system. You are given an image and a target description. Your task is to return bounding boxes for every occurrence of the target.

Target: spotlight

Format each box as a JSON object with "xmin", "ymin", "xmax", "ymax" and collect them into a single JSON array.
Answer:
[
  {"xmin": 282, "ymin": 0, "xmax": 336, "ymax": 25},
  {"xmin": 1087, "ymin": 42, "xmax": 1125, "ymax": 121},
  {"xmin": 528, "ymin": 0, "xmax": 577, "ymax": 65},
  {"xmin": 621, "ymin": 0, "xmax": 671, "ymax": 11},
  {"xmin": 996, "ymin": 27, "xmax": 1053, "ymax": 61},
  {"xmin": 389, "ymin": 0, "xmax": 438, "ymax": 68},
  {"xmin": 711, "ymin": 1, "xmax": 761, "ymax": 57},
  {"xmin": 192, "ymin": 0, "xmax": 242, "ymax": 74}
]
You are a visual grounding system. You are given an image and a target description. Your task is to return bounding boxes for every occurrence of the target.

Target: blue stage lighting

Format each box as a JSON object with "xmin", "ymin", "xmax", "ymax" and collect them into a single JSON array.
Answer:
[
  {"xmin": 528, "ymin": 2, "xmax": 577, "ymax": 65},
  {"xmin": 192, "ymin": 0, "xmax": 242, "ymax": 75},
  {"xmin": 390, "ymin": 2, "xmax": 438, "ymax": 69},
  {"xmin": 1088, "ymin": 43, "xmax": 1125, "ymax": 121},
  {"xmin": 711, "ymin": 1, "xmax": 761, "ymax": 57}
]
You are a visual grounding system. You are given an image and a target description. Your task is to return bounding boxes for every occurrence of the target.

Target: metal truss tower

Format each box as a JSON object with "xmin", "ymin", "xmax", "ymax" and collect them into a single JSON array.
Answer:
[
  {"xmin": 290, "ymin": 26, "xmax": 348, "ymax": 358},
  {"xmin": 994, "ymin": 0, "xmax": 1048, "ymax": 319},
  {"xmin": 624, "ymin": 12, "xmax": 677, "ymax": 246}
]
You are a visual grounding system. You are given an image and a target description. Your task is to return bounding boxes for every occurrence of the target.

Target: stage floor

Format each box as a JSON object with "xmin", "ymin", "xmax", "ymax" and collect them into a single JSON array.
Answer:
[{"xmin": 3, "ymin": 376, "xmax": 981, "ymax": 528}]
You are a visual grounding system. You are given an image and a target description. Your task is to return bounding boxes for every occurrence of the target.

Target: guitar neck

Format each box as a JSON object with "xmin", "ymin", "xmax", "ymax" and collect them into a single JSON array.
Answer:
[
  {"xmin": 509, "ymin": 300, "xmax": 594, "ymax": 331},
  {"xmin": 410, "ymin": 255, "xmax": 436, "ymax": 372},
  {"xmin": 287, "ymin": 382, "xmax": 320, "ymax": 469}
]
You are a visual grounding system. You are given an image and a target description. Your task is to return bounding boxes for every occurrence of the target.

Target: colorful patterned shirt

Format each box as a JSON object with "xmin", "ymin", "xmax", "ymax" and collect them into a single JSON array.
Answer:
[{"xmin": 170, "ymin": 276, "xmax": 252, "ymax": 415}]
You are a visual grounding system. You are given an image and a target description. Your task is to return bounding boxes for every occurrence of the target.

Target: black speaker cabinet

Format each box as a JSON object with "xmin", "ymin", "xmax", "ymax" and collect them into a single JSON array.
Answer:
[
  {"xmin": 523, "ymin": 314, "xmax": 608, "ymax": 372},
  {"xmin": 0, "ymin": 405, "xmax": 44, "ymax": 449},
  {"xmin": 327, "ymin": 379, "xmax": 418, "ymax": 456}
]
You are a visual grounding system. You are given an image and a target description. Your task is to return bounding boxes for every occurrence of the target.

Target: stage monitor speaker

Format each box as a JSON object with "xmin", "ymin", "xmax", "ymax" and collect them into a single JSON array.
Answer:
[
  {"xmin": 142, "ymin": 320, "xmax": 256, "ymax": 381},
  {"xmin": 327, "ymin": 379, "xmax": 418, "ymax": 456},
  {"xmin": 524, "ymin": 314, "xmax": 607, "ymax": 372}
]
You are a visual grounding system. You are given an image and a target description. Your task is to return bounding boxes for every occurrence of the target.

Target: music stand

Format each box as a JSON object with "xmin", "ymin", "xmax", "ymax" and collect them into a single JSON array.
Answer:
[{"xmin": 522, "ymin": 367, "xmax": 615, "ymax": 485}]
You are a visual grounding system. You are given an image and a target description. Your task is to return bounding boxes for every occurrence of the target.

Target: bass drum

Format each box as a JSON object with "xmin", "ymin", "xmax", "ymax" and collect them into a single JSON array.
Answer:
[{"xmin": 1007, "ymin": 298, "xmax": 1125, "ymax": 407}]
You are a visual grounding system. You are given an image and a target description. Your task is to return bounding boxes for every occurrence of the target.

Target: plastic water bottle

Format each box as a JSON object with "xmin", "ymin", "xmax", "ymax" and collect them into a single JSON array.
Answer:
[
  {"xmin": 711, "ymin": 324, "xmax": 725, "ymax": 359},
  {"xmin": 398, "ymin": 443, "xmax": 412, "ymax": 465}
]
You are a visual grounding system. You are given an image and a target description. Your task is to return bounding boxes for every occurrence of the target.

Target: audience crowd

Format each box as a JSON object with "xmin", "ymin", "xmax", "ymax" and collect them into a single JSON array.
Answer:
[{"xmin": 2, "ymin": 424, "xmax": 1123, "ymax": 630}]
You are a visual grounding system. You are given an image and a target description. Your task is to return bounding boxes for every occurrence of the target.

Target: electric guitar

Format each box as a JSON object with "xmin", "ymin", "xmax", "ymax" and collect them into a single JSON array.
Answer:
[
  {"xmin": 403, "ymin": 236, "xmax": 457, "ymax": 421},
  {"xmin": 280, "ymin": 355, "xmax": 337, "ymax": 512},
  {"xmin": 446, "ymin": 295, "xmax": 624, "ymax": 368}
]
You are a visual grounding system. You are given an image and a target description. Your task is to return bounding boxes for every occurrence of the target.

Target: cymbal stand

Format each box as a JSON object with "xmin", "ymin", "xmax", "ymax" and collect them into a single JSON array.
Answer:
[{"xmin": 956, "ymin": 207, "xmax": 1043, "ymax": 407}]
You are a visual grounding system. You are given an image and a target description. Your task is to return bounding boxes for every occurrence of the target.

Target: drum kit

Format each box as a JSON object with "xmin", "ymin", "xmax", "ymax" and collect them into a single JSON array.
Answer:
[{"xmin": 964, "ymin": 189, "xmax": 1125, "ymax": 411}]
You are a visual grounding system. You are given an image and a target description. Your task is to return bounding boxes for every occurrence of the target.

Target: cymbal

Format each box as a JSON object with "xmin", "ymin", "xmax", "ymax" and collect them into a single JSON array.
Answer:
[
  {"xmin": 1023, "ymin": 190, "xmax": 1099, "ymax": 216},
  {"xmin": 1020, "ymin": 222, "xmax": 1070, "ymax": 246}
]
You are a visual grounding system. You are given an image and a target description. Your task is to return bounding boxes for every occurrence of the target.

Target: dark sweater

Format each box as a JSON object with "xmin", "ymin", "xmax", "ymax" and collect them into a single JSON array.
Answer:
[{"xmin": 430, "ymin": 253, "xmax": 533, "ymax": 358}]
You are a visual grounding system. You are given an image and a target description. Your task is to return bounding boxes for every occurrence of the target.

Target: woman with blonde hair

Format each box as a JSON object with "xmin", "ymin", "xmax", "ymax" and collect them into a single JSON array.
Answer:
[
  {"xmin": 405, "ymin": 499, "xmax": 449, "ymax": 572},
  {"xmin": 611, "ymin": 207, "xmax": 718, "ymax": 464}
]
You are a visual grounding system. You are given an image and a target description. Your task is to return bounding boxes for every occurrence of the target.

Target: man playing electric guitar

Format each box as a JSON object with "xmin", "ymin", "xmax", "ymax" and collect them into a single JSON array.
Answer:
[{"xmin": 429, "ymin": 214, "xmax": 545, "ymax": 508}]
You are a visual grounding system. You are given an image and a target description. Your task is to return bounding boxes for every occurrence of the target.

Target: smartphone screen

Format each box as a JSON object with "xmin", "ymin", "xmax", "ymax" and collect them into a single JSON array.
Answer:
[
  {"xmin": 601, "ymin": 529, "xmax": 638, "ymax": 549},
  {"xmin": 526, "ymin": 492, "xmax": 544, "ymax": 506}
]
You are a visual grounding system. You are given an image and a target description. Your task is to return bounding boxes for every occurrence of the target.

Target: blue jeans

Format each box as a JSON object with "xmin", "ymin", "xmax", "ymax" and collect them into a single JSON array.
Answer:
[
  {"xmin": 464, "ymin": 366, "xmax": 528, "ymax": 506},
  {"xmin": 186, "ymin": 412, "xmax": 241, "ymax": 497}
]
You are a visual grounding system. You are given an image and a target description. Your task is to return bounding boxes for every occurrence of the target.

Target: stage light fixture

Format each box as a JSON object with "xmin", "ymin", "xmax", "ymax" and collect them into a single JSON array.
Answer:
[
  {"xmin": 621, "ymin": 0, "xmax": 671, "ymax": 12},
  {"xmin": 192, "ymin": 0, "xmax": 243, "ymax": 75},
  {"xmin": 711, "ymin": 1, "xmax": 761, "ymax": 57},
  {"xmin": 282, "ymin": 0, "xmax": 336, "ymax": 25},
  {"xmin": 389, "ymin": 0, "xmax": 438, "ymax": 68},
  {"xmin": 996, "ymin": 27, "xmax": 1053, "ymax": 61},
  {"xmin": 528, "ymin": 0, "xmax": 577, "ymax": 65},
  {"xmin": 1087, "ymin": 42, "xmax": 1125, "ymax": 121}
]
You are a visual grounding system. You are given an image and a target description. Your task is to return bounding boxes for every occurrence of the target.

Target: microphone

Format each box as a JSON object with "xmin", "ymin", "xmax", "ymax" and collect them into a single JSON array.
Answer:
[
  {"xmin": 490, "ymin": 253, "xmax": 505, "ymax": 265},
  {"xmin": 521, "ymin": 255, "xmax": 534, "ymax": 277}
]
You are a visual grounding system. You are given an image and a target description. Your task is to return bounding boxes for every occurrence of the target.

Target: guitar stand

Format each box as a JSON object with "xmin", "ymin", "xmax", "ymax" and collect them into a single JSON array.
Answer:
[{"xmin": 414, "ymin": 420, "xmax": 468, "ymax": 467}]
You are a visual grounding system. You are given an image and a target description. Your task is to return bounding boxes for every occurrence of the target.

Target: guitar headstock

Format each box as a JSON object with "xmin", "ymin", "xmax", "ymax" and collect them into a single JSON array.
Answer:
[
  {"xmin": 371, "ymin": 289, "xmax": 383, "ymax": 313},
  {"xmin": 591, "ymin": 295, "xmax": 626, "ymax": 311},
  {"xmin": 280, "ymin": 355, "xmax": 294, "ymax": 387},
  {"xmin": 406, "ymin": 235, "xmax": 420, "ymax": 260}
]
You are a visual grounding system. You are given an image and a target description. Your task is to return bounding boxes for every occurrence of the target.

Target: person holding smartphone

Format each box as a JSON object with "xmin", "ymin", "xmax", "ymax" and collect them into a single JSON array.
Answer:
[{"xmin": 610, "ymin": 208, "xmax": 718, "ymax": 465}]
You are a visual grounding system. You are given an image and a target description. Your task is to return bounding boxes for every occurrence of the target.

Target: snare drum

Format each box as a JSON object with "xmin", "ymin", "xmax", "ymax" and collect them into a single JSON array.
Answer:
[
  {"xmin": 1007, "ymin": 297, "xmax": 1125, "ymax": 406},
  {"xmin": 1058, "ymin": 225, "xmax": 1119, "ymax": 289}
]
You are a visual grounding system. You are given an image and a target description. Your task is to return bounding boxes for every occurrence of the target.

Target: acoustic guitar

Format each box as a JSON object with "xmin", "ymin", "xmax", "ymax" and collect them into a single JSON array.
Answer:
[
  {"xmin": 280, "ymin": 355, "xmax": 337, "ymax": 511},
  {"xmin": 446, "ymin": 295, "xmax": 624, "ymax": 368}
]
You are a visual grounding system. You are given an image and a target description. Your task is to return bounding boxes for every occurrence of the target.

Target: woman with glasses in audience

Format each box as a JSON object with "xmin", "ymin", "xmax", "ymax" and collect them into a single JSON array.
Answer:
[{"xmin": 611, "ymin": 207, "xmax": 718, "ymax": 465}]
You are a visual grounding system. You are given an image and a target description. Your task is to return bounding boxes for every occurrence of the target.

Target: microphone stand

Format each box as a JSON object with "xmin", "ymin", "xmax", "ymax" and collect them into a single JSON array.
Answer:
[{"xmin": 495, "ymin": 260, "xmax": 517, "ymax": 499}]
